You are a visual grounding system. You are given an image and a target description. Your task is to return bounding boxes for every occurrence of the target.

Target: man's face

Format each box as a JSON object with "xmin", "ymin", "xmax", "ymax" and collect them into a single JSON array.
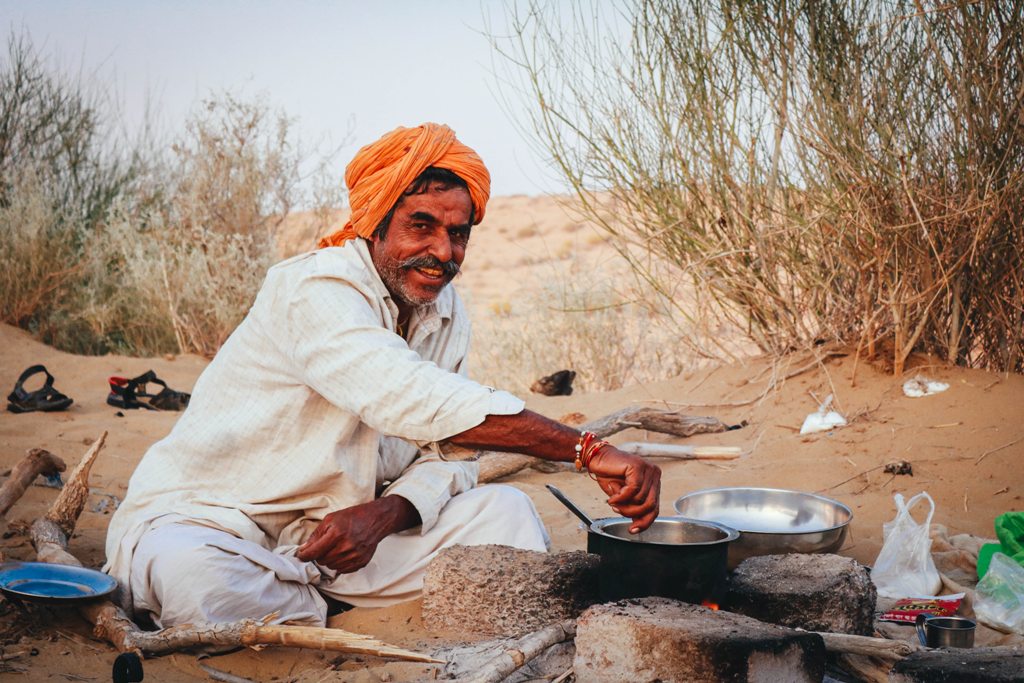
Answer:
[{"xmin": 368, "ymin": 183, "xmax": 473, "ymax": 310}]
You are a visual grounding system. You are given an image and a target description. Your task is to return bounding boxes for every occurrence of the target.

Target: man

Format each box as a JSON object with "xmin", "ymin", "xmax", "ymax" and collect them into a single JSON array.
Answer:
[{"xmin": 104, "ymin": 123, "xmax": 660, "ymax": 628}]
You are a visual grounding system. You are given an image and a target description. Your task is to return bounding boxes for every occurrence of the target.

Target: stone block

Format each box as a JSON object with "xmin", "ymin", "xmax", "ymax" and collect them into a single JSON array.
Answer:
[
  {"xmin": 421, "ymin": 545, "xmax": 599, "ymax": 636},
  {"xmin": 889, "ymin": 647, "xmax": 1024, "ymax": 682},
  {"xmin": 725, "ymin": 553, "xmax": 876, "ymax": 635},
  {"xmin": 573, "ymin": 597, "xmax": 826, "ymax": 683}
]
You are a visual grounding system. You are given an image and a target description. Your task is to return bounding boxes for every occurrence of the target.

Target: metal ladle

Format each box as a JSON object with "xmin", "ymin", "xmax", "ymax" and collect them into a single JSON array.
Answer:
[{"xmin": 545, "ymin": 484, "xmax": 595, "ymax": 528}]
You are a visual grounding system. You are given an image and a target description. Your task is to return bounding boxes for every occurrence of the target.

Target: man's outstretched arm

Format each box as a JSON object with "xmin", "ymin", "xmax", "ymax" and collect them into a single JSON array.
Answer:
[
  {"xmin": 297, "ymin": 409, "xmax": 661, "ymax": 572},
  {"xmin": 448, "ymin": 409, "xmax": 661, "ymax": 533}
]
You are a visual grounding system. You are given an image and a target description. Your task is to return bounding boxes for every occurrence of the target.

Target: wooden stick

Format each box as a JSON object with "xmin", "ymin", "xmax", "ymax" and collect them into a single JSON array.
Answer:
[
  {"xmin": 477, "ymin": 453, "xmax": 547, "ymax": 484},
  {"xmin": 581, "ymin": 408, "xmax": 735, "ymax": 440},
  {"xmin": 477, "ymin": 407, "xmax": 737, "ymax": 482},
  {"xmin": 455, "ymin": 620, "xmax": 576, "ymax": 683},
  {"xmin": 551, "ymin": 668, "xmax": 573, "ymax": 683},
  {"xmin": 119, "ymin": 620, "xmax": 440, "ymax": 661},
  {"xmin": 30, "ymin": 517, "xmax": 82, "ymax": 566},
  {"xmin": 29, "ymin": 433, "xmax": 106, "ymax": 565},
  {"xmin": 836, "ymin": 654, "xmax": 890, "ymax": 683},
  {"xmin": 813, "ymin": 631, "xmax": 917, "ymax": 660},
  {"xmin": 617, "ymin": 443, "xmax": 742, "ymax": 459},
  {"xmin": 26, "ymin": 435, "xmax": 150, "ymax": 654},
  {"xmin": 47, "ymin": 431, "xmax": 105, "ymax": 538},
  {"xmin": 0, "ymin": 448, "xmax": 66, "ymax": 518},
  {"xmin": 197, "ymin": 661, "xmax": 256, "ymax": 683},
  {"xmin": 974, "ymin": 435, "xmax": 1024, "ymax": 465}
]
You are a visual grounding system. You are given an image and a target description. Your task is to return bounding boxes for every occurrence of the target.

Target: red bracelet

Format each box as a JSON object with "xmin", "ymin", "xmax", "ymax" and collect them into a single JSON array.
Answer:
[
  {"xmin": 582, "ymin": 439, "xmax": 610, "ymax": 470},
  {"xmin": 574, "ymin": 431, "xmax": 596, "ymax": 471}
]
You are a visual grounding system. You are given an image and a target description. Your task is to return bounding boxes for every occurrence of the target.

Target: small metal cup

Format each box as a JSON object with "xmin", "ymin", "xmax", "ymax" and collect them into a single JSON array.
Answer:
[{"xmin": 915, "ymin": 614, "xmax": 976, "ymax": 648}]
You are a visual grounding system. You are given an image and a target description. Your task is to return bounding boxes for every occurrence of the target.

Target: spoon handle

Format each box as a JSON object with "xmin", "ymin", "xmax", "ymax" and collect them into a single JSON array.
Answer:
[{"xmin": 545, "ymin": 484, "xmax": 595, "ymax": 528}]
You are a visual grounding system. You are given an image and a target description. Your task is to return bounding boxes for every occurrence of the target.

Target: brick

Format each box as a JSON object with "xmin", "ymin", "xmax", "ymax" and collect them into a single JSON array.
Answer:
[
  {"xmin": 725, "ymin": 553, "xmax": 876, "ymax": 635},
  {"xmin": 574, "ymin": 597, "xmax": 826, "ymax": 682},
  {"xmin": 421, "ymin": 545, "xmax": 598, "ymax": 636}
]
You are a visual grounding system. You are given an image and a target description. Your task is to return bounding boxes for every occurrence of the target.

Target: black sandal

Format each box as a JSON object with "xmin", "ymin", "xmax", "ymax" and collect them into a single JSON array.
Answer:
[
  {"xmin": 107, "ymin": 371, "xmax": 190, "ymax": 411},
  {"xmin": 6, "ymin": 365, "xmax": 74, "ymax": 413}
]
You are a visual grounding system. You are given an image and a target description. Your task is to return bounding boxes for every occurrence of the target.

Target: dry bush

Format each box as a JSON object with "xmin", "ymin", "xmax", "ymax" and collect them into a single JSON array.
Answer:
[
  {"xmin": 468, "ymin": 263, "xmax": 691, "ymax": 394},
  {"xmin": 169, "ymin": 94, "xmax": 304, "ymax": 240},
  {"xmin": 0, "ymin": 34, "xmax": 137, "ymax": 229},
  {"xmin": 66, "ymin": 206, "xmax": 275, "ymax": 356},
  {"xmin": 0, "ymin": 34, "xmax": 138, "ymax": 341},
  {"xmin": 65, "ymin": 94, "xmax": 329, "ymax": 356},
  {"xmin": 1, "ymin": 35, "xmax": 342, "ymax": 355},
  {"xmin": 0, "ymin": 167, "xmax": 78, "ymax": 327},
  {"xmin": 497, "ymin": 0, "xmax": 1024, "ymax": 374}
]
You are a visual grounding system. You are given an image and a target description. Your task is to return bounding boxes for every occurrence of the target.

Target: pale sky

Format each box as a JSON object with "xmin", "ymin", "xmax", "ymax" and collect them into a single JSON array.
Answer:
[{"xmin": 1, "ymin": 0, "xmax": 569, "ymax": 197}]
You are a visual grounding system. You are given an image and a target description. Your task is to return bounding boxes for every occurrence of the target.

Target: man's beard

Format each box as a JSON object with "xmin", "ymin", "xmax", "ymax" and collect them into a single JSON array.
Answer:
[{"xmin": 377, "ymin": 255, "xmax": 461, "ymax": 308}]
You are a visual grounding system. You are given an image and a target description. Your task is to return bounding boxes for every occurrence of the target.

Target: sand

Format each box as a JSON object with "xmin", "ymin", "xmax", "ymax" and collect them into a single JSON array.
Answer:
[{"xmin": 1, "ymin": 194, "xmax": 1022, "ymax": 681}]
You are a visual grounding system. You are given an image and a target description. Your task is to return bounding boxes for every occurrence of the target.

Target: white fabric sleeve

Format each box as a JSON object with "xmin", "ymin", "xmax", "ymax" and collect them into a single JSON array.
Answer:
[
  {"xmin": 382, "ymin": 455, "xmax": 478, "ymax": 534},
  {"xmin": 286, "ymin": 273, "xmax": 524, "ymax": 443}
]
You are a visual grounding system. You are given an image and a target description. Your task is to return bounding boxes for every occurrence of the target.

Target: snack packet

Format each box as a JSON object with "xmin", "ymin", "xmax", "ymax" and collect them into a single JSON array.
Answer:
[{"xmin": 878, "ymin": 593, "xmax": 965, "ymax": 624}]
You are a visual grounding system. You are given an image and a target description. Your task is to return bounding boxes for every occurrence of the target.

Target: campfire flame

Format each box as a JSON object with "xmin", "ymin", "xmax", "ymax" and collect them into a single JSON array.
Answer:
[{"xmin": 701, "ymin": 600, "xmax": 720, "ymax": 611}]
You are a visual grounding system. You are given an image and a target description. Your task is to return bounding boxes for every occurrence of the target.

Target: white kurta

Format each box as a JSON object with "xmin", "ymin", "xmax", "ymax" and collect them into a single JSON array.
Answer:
[{"xmin": 104, "ymin": 239, "xmax": 535, "ymax": 618}]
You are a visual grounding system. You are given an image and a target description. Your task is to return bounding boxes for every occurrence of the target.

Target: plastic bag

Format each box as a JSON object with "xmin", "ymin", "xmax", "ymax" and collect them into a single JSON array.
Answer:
[
  {"xmin": 902, "ymin": 376, "xmax": 949, "ymax": 398},
  {"xmin": 871, "ymin": 492, "xmax": 942, "ymax": 598},
  {"xmin": 799, "ymin": 394, "xmax": 847, "ymax": 434},
  {"xmin": 974, "ymin": 552, "xmax": 1024, "ymax": 634}
]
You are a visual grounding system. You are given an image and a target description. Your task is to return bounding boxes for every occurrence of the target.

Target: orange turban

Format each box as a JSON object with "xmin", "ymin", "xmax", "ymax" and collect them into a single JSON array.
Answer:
[{"xmin": 317, "ymin": 123, "xmax": 490, "ymax": 248}]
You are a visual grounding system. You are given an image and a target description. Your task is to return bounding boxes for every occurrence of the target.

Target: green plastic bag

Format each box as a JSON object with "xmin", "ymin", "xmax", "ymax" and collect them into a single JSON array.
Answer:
[{"xmin": 978, "ymin": 512, "xmax": 1024, "ymax": 579}]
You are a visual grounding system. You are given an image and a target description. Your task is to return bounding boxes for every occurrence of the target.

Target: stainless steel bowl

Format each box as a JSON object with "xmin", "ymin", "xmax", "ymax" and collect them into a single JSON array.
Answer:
[{"xmin": 673, "ymin": 487, "xmax": 852, "ymax": 567}]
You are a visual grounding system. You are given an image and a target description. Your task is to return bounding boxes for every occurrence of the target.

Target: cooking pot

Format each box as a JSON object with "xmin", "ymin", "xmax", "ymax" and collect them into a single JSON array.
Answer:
[{"xmin": 547, "ymin": 485, "xmax": 738, "ymax": 603}]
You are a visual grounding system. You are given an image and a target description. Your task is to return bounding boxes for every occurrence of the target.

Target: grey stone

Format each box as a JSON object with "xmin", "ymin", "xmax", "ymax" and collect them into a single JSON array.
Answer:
[
  {"xmin": 725, "ymin": 553, "xmax": 876, "ymax": 635},
  {"xmin": 573, "ymin": 596, "xmax": 826, "ymax": 683},
  {"xmin": 421, "ymin": 545, "xmax": 599, "ymax": 636},
  {"xmin": 889, "ymin": 647, "xmax": 1024, "ymax": 682}
]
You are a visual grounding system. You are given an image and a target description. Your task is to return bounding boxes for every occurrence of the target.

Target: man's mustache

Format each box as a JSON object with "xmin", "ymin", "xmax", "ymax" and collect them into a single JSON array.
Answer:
[{"xmin": 400, "ymin": 256, "xmax": 461, "ymax": 280}]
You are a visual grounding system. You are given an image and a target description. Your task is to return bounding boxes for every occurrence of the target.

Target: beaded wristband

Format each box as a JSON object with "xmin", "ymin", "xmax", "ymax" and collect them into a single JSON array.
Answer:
[{"xmin": 574, "ymin": 431, "xmax": 596, "ymax": 471}]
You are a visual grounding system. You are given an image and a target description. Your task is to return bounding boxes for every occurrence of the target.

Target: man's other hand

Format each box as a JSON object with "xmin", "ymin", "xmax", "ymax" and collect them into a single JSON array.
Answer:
[
  {"xmin": 587, "ymin": 447, "xmax": 661, "ymax": 534},
  {"xmin": 296, "ymin": 496, "xmax": 420, "ymax": 573}
]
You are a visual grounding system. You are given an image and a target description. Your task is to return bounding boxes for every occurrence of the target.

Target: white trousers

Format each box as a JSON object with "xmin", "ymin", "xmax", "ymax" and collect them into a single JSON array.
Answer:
[{"xmin": 129, "ymin": 484, "xmax": 549, "ymax": 628}]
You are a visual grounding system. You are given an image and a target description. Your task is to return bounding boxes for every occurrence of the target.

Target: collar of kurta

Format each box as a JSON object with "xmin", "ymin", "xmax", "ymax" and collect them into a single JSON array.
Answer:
[{"xmin": 349, "ymin": 238, "xmax": 454, "ymax": 336}]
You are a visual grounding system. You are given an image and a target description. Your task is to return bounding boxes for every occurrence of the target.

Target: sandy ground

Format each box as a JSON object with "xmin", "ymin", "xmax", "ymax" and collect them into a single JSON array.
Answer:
[{"xmin": 1, "ymin": 194, "xmax": 1022, "ymax": 681}]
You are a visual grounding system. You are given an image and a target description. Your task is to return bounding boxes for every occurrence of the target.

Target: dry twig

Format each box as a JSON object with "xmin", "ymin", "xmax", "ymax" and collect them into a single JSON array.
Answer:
[
  {"xmin": 974, "ymin": 436, "xmax": 1024, "ymax": 465},
  {"xmin": 454, "ymin": 620, "xmax": 576, "ymax": 683},
  {"xmin": 0, "ymin": 448, "xmax": 65, "ymax": 518},
  {"xmin": 821, "ymin": 464, "xmax": 887, "ymax": 493}
]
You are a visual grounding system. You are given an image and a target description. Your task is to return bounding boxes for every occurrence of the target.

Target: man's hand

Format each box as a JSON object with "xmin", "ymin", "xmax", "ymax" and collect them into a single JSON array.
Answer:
[
  {"xmin": 587, "ymin": 446, "xmax": 661, "ymax": 534},
  {"xmin": 447, "ymin": 409, "xmax": 663, "ymax": 534},
  {"xmin": 296, "ymin": 496, "xmax": 420, "ymax": 573}
]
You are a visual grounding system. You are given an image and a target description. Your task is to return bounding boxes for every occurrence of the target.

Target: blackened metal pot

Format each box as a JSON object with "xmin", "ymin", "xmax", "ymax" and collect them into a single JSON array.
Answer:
[{"xmin": 586, "ymin": 516, "xmax": 739, "ymax": 603}]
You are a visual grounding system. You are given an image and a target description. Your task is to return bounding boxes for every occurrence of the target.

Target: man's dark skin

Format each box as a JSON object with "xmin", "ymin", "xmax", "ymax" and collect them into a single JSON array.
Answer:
[{"xmin": 297, "ymin": 180, "xmax": 662, "ymax": 573}]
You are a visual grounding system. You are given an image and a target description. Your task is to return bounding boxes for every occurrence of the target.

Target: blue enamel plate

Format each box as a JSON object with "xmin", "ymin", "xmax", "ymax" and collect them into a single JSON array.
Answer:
[{"xmin": 0, "ymin": 562, "xmax": 117, "ymax": 603}]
